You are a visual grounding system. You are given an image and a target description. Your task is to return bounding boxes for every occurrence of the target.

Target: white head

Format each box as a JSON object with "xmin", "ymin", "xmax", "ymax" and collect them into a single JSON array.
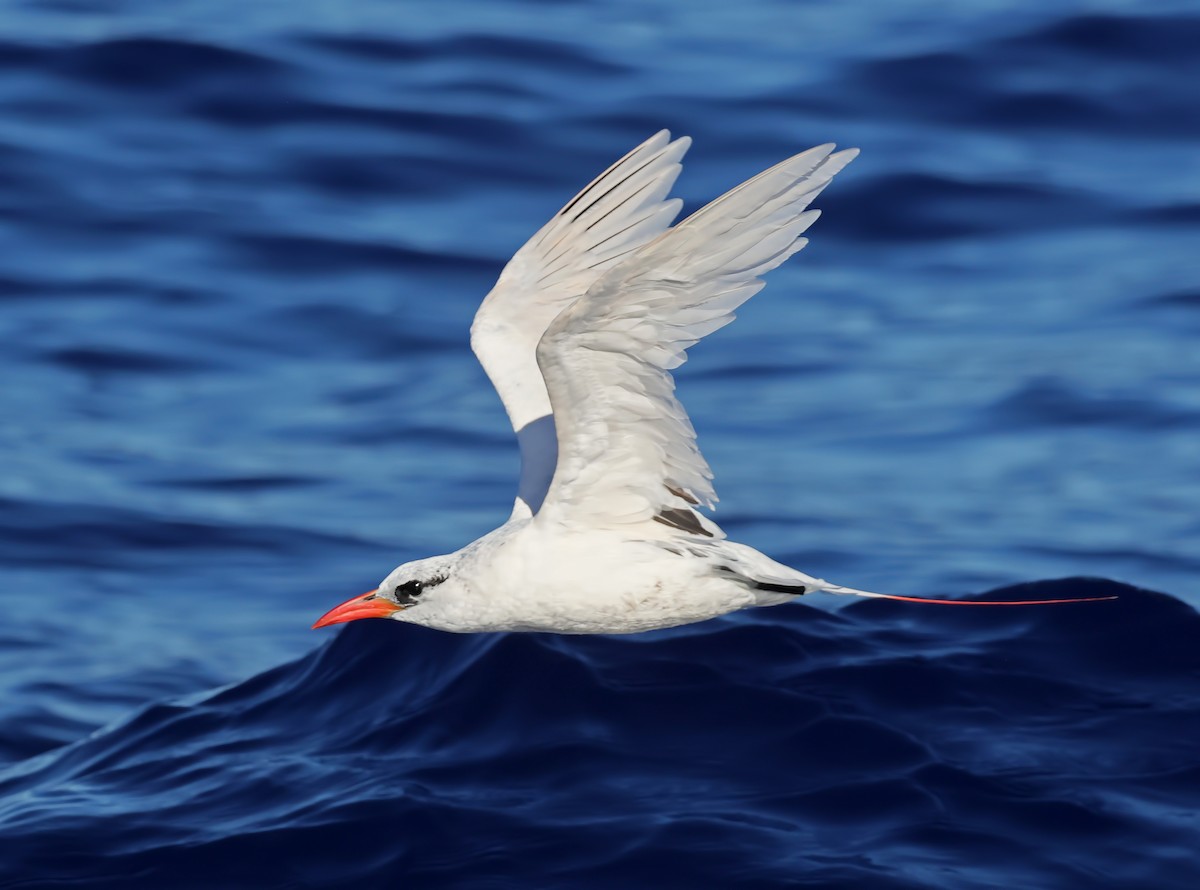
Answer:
[{"xmin": 312, "ymin": 554, "xmax": 462, "ymax": 629}]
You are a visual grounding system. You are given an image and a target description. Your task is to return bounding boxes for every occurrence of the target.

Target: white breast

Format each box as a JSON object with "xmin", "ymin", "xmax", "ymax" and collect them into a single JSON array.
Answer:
[{"xmin": 401, "ymin": 524, "xmax": 756, "ymax": 634}]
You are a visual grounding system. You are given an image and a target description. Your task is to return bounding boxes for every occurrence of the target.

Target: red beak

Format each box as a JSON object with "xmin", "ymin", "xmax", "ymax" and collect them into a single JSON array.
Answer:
[{"xmin": 312, "ymin": 590, "xmax": 401, "ymax": 629}]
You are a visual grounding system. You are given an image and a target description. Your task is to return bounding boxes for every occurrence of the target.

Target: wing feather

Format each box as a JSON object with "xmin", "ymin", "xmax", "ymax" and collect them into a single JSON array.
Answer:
[
  {"xmin": 470, "ymin": 131, "xmax": 691, "ymax": 517},
  {"xmin": 535, "ymin": 144, "xmax": 859, "ymax": 533}
]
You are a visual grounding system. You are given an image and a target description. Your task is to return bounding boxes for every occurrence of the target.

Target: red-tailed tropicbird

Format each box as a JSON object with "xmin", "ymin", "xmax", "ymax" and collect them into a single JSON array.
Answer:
[{"xmin": 314, "ymin": 132, "xmax": 1115, "ymax": 633}]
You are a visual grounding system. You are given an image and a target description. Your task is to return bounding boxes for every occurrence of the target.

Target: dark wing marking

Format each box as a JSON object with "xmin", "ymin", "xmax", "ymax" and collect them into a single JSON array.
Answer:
[
  {"xmin": 652, "ymin": 507, "xmax": 713, "ymax": 537},
  {"xmin": 665, "ymin": 484, "xmax": 700, "ymax": 506}
]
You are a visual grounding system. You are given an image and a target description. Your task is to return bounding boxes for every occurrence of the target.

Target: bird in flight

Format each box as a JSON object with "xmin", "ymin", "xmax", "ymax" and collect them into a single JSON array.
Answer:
[{"xmin": 314, "ymin": 131, "xmax": 1114, "ymax": 634}]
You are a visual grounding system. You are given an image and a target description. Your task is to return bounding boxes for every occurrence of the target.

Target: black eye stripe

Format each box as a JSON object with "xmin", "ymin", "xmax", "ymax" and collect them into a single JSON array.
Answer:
[{"xmin": 394, "ymin": 574, "xmax": 447, "ymax": 604}]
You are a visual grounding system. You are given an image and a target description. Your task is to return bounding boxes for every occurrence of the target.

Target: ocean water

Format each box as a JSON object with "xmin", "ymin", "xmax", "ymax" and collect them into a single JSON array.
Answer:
[{"xmin": 1, "ymin": 0, "xmax": 1198, "ymax": 886}]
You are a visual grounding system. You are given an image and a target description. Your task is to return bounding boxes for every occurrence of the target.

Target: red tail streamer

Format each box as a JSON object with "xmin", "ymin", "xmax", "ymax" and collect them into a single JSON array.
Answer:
[{"xmin": 848, "ymin": 592, "xmax": 1118, "ymax": 606}]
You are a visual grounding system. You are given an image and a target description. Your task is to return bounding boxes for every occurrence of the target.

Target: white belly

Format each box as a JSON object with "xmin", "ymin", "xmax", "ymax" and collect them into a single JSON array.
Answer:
[{"xmin": 404, "ymin": 526, "xmax": 760, "ymax": 634}]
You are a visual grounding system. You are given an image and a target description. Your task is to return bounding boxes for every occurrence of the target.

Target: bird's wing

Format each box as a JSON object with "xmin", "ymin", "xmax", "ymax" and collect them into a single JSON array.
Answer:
[
  {"xmin": 534, "ymin": 144, "xmax": 858, "ymax": 535},
  {"xmin": 470, "ymin": 131, "xmax": 691, "ymax": 519}
]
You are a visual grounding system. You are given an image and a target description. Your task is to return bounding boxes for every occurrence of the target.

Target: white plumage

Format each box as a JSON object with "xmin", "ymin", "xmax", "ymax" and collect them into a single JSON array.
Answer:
[
  {"xmin": 471, "ymin": 130, "xmax": 691, "ymax": 519},
  {"xmin": 537, "ymin": 141, "xmax": 855, "ymax": 533},
  {"xmin": 312, "ymin": 132, "xmax": 1115, "ymax": 634}
]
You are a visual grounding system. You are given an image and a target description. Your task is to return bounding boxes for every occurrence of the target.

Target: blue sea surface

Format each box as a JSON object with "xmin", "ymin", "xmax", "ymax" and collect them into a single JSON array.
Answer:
[{"xmin": 1, "ymin": 1, "xmax": 1198, "ymax": 886}]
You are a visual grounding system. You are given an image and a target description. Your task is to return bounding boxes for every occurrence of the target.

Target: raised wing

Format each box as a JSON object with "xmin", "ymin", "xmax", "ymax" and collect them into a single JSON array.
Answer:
[
  {"xmin": 471, "ymin": 131, "xmax": 691, "ymax": 518},
  {"xmin": 534, "ymin": 143, "xmax": 858, "ymax": 535}
]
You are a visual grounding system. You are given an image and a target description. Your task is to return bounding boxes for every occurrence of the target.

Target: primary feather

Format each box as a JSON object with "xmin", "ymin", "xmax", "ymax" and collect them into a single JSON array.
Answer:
[
  {"xmin": 535, "ymin": 144, "xmax": 859, "ymax": 533},
  {"xmin": 471, "ymin": 130, "xmax": 691, "ymax": 518}
]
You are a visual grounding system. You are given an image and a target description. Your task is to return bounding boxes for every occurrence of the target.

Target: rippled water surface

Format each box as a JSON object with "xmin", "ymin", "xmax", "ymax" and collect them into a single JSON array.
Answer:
[{"xmin": 2, "ymin": 1, "xmax": 1198, "ymax": 887}]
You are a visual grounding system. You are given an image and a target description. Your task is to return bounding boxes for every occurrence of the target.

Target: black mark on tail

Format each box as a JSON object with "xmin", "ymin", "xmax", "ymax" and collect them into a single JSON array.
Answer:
[
  {"xmin": 754, "ymin": 581, "xmax": 806, "ymax": 595},
  {"xmin": 713, "ymin": 564, "xmax": 806, "ymax": 595}
]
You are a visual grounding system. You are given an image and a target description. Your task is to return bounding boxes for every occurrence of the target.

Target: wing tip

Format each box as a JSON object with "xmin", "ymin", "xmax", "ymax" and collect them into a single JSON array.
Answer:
[{"xmin": 648, "ymin": 129, "xmax": 691, "ymax": 156}]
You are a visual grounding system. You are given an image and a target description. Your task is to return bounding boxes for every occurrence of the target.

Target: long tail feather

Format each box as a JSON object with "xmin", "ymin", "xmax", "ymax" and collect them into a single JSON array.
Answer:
[{"xmin": 821, "ymin": 584, "xmax": 1118, "ymax": 606}]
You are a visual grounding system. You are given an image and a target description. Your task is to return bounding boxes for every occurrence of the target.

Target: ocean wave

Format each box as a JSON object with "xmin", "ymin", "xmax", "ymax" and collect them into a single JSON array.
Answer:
[
  {"xmin": 2, "ymin": 3, "xmax": 1199, "ymax": 886},
  {"xmin": 1, "ymin": 580, "xmax": 1196, "ymax": 887}
]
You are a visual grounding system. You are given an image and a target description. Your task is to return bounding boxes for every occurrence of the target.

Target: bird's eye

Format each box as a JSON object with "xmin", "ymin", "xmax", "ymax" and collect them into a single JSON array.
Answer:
[
  {"xmin": 393, "ymin": 574, "xmax": 447, "ymax": 606},
  {"xmin": 394, "ymin": 579, "xmax": 424, "ymax": 604}
]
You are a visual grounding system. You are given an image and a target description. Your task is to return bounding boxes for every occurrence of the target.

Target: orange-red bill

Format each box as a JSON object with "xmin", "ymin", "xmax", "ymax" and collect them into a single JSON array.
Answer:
[{"xmin": 312, "ymin": 589, "xmax": 400, "ymax": 629}]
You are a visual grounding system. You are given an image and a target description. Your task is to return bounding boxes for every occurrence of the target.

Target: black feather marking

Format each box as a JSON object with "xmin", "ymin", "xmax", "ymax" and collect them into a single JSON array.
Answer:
[
  {"xmin": 665, "ymin": 484, "xmax": 700, "ymax": 505},
  {"xmin": 564, "ymin": 148, "xmax": 665, "ymax": 224},
  {"xmin": 652, "ymin": 507, "xmax": 712, "ymax": 537},
  {"xmin": 754, "ymin": 581, "xmax": 806, "ymax": 595},
  {"xmin": 711, "ymin": 565, "xmax": 805, "ymax": 595}
]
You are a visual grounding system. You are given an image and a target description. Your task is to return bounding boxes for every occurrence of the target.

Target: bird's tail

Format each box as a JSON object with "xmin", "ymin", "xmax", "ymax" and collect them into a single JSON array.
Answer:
[
  {"xmin": 721, "ymin": 542, "xmax": 1118, "ymax": 606},
  {"xmin": 818, "ymin": 583, "xmax": 1118, "ymax": 606}
]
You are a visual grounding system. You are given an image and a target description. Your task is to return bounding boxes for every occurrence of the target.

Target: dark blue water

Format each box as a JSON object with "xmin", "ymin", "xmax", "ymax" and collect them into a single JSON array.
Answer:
[{"xmin": 2, "ymin": 1, "xmax": 1198, "ymax": 886}]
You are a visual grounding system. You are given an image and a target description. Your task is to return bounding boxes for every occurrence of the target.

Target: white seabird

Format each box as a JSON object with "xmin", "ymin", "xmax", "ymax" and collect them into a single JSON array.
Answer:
[{"xmin": 314, "ymin": 131, "xmax": 1114, "ymax": 634}]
